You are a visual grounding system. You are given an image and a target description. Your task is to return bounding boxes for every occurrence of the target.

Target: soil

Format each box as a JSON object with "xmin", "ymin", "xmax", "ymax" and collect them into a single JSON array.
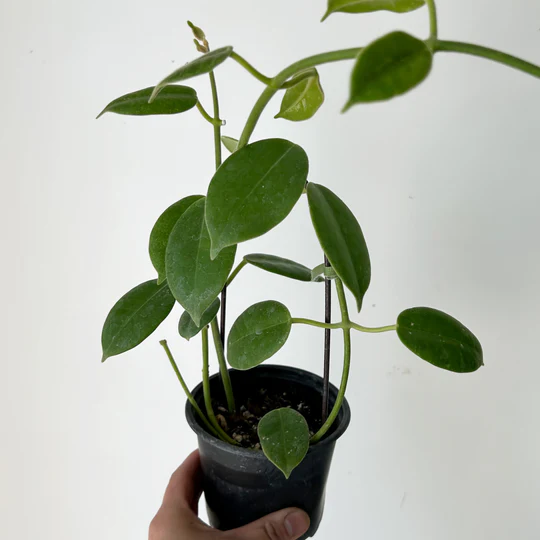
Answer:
[{"xmin": 212, "ymin": 383, "xmax": 323, "ymax": 449}]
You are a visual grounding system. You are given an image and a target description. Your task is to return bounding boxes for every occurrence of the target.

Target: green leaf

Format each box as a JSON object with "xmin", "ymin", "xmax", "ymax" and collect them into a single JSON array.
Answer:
[
  {"xmin": 206, "ymin": 138, "xmax": 308, "ymax": 259},
  {"xmin": 323, "ymin": 0, "xmax": 425, "ymax": 20},
  {"xmin": 96, "ymin": 86, "xmax": 197, "ymax": 119},
  {"xmin": 221, "ymin": 135, "xmax": 239, "ymax": 153},
  {"xmin": 397, "ymin": 307, "xmax": 484, "ymax": 373},
  {"xmin": 275, "ymin": 69, "xmax": 325, "ymax": 122},
  {"xmin": 311, "ymin": 263, "xmax": 336, "ymax": 281},
  {"xmin": 178, "ymin": 298, "xmax": 220, "ymax": 341},
  {"xmin": 166, "ymin": 198, "xmax": 236, "ymax": 326},
  {"xmin": 227, "ymin": 301, "xmax": 292, "ymax": 370},
  {"xmin": 244, "ymin": 253, "xmax": 314, "ymax": 282},
  {"xmin": 149, "ymin": 195, "xmax": 204, "ymax": 284},
  {"xmin": 101, "ymin": 280, "xmax": 175, "ymax": 362},
  {"xmin": 258, "ymin": 408, "xmax": 310, "ymax": 479},
  {"xmin": 344, "ymin": 31, "xmax": 433, "ymax": 110},
  {"xmin": 307, "ymin": 183, "xmax": 370, "ymax": 311},
  {"xmin": 150, "ymin": 46, "xmax": 233, "ymax": 102}
]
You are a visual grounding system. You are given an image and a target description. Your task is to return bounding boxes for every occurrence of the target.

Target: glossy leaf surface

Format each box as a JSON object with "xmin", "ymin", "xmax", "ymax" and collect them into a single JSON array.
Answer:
[
  {"xmin": 166, "ymin": 198, "xmax": 236, "ymax": 326},
  {"xmin": 101, "ymin": 280, "xmax": 175, "ymax": 361},
  {"xmin": 227, "ymin": 301, "xmax": 291, "ymax": 370},
  {"xmin": 150, "ymin": 47, "xmax": 233, "ymax": 102},
  {"xmin": 221, "ymin": 135, "xmax": 239, "ymax": 153},
  {"xmin": 258, "ymin": 408, "xmax": 310, "ymax": 479},
  {"xmin": 149, "ymin": 195, "xmax": 203, "ymax": 284},
  {"xmin": 244, "ymin": 253, "xmax": 314, "ymax": 282},
  {"xmin": 307, "ymin": 183, "xmax": 370, "ymax": 311},
  {"xmin": 397, "ymin": 307, "xmax": 483, "ymax": 373},
  {"xmin": 178, "ymin": 298, "xmax": 220, "ymax": 340},
  {"xmin": 323, "ymin": 0, "xmax": 425, "ymax": 20},
  {"xmin": 206, "ymin": 139, "xmax": 308, "ymax": 259},
  {"xmin": 275, "ymin": 69, "xmax": 324, "ymax": 122},
  {"xmin": 344, "ymin": 31, "xmax": 432, "ymax": 110}
]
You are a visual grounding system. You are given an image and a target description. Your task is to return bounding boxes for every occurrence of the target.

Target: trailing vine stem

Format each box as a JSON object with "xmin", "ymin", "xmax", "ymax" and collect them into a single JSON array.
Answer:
[
  {"xmin": 426, "ymin": 0, "xmax": 438, "ymax": 40},
  {"xmin": 292, "ymin": 318, "xmax": 397, "ymax": 334}
]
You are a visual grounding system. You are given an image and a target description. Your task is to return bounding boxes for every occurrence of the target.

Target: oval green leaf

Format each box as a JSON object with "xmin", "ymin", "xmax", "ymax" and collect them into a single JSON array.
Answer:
[
  {"xmin": 227, "ymin": 301, "xmax": 292, "ymax": 370},
  {"xmin": 206, "ymin": 138, "xmax": 308, "ymax": 259},
  {"xmin": 258, "ymin": 408, "xmax": 310, "ymax": 479},
  {"xmin": 323, "ymin": 0, "xmax": 425, "ymax": 20},
  {"xmin": 166, "ymin": 198, "xmax": 236, "ymax": 326},
  {"xmin": 307, "ymin": 183, "xmax": 370, "ymax": 311},
  {"xmin": 149, "ymin": 195, "xmax": 204, "ymax": 284},
  {"xmin": 150, "ymin": 46, "xmax": 233, "ymax": 102},
  {"xmin": 178, "ymin": 298, "xmax": 220, "ymax": 341},
  {"xmin": 344, "ymin": 31, "xmax": 432, "ymax": 110},
  {"xmin": 221, "ymin": 135, "xmax": 239, "ymax": 153},
  {"xmin": 101, "ymin": 280, "xmax": 175, "ymax": 362},
  {"xmin": 244, "ymin": 253, "xmax": 314, "ymax": 282},
  {"xmin": 397, "ymin": 307, "xmax": 484, "ymax": 373},
  {"xmin": 275, "ymin": 69, "xmax": 325, "ymax": 122},
  {"xmin": 96, "ymin": 85, "xmax": 198, "ymax": 119}
]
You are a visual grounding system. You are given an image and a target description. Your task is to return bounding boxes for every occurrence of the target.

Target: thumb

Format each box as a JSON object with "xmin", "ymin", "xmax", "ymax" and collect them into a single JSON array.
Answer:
[{"xmin": 225, "ymin": 508, "xmax": 310, "ymax": 540}]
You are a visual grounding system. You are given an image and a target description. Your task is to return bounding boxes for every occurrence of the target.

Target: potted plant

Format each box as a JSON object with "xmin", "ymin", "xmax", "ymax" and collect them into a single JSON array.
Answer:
[{"xmin": 99, "ymin": 1, "xmax": 540, "ymax": 537}]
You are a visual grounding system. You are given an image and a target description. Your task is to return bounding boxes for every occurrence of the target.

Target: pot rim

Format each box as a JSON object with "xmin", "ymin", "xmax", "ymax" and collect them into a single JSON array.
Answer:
[{"xmin": 185, "ymin": 364, "xmax": 351, "ymax": 459}]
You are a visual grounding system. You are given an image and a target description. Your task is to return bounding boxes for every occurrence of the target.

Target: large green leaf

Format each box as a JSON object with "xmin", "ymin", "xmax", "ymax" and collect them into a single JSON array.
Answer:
[
  {"xmin": 397, "ymin": 307, "xmax": 483, "ymax": 373},
  {"xmin": 275, "ymin": 69, "xmax": 325, "ymax": 122},
  {"xmin": 178, "ymin": 298, "xmax": 220, "ymax": 341},
  {"xmin": 307, "ymin": 183, "xmax": 370, "ymax": 311},
  {"xmin": 101, "ymin": 280, "xmax": 175, "ymax": 362},
  {"xmin": 206, "ymin": 138, "xmax": 308, "ymax": 259},
  {"xmin": 149, "ymin": 195, "xmax": 204, "ymax": 284},
  {"xmin": 227, "ymin": 301, "xmax": 292, "ymax": 370},
  {"xmin": 150, "ymin": 47, "xmax": 233, "ymax": 102},
  {"xmin": 96, "ymin": 86, "xmax": 198, "ymax": 119},
  {"xmin": 244, "ymin": 253, "xmax": 314, "ymax": 282},
  {"xmin": 344, "ymin": 31, "xmax": 432, "ymax": 110},
  {"xmin": 323, "ymin": 0, "xmax": 425, "ymax": 20},
  {"xmin": 166, "ymin": 198, "xmax": 236, "ymax": 326},
  {"xmin": 258, "ymin": 408, "xmax": 310, "ymax": 479}
]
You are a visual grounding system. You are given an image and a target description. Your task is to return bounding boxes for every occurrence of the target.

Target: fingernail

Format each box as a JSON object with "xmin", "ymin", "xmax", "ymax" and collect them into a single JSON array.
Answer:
[{"xmin": 284, "ymin": 510, "xmax": 310, "ymax": 538}]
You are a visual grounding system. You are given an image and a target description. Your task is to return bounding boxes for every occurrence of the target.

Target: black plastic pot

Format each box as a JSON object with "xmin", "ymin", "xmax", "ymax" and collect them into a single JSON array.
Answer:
[{"xmin": 186, "ymin": 364, "xmax": 351, "ymax": 539}]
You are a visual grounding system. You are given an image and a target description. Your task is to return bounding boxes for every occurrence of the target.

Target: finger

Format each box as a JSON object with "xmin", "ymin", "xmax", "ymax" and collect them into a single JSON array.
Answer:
[
  {"xmin": 224, "ymin": 508, "xmax": 310, "ymax": 540},
  {"xmin": 162, "ymin": 450, "xmax": 203, "ymax": 513}
]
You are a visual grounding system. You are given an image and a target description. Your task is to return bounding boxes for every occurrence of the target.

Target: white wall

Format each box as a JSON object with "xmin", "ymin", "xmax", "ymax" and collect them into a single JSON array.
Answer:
[{"xmin": 2, "ymin": 0, "xmax": 540, "ymax": 538}]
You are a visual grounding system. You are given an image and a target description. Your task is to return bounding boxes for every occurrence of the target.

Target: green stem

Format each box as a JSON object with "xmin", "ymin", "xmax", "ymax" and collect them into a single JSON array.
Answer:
[
  {"xmin": 350, "ymin": 322, "xmax": 397, "ymax": 334},
  {"xmin": 311, "ymin": 279, "xmax": 351, "ymax": 444},
  {"xmin": 231, "ymin": 52, "xmax": 273, "ymax": 85},
  {"xmin": 292, "ymin": 318, "xmax": 342, "ymax": 330},
  {"xmin": 291, "ymin": 317, "xmax": 397, "ymax": 334},
  {"xmin": 225, "ymin": 259, "xmax": 247, "ymax": 287},
  {"xmin": 426, "ymin": 0, "xmax": 438, "ymax": 39},
  {"xmin": 210, "ymin": 319, "xmax": 236, "ymax": 413},
  {"xmin": 159, "ymin": 340, "xmax": 219, "ymax": 438},
  {"xmin": 435, "ymin": 40, "xmax": 540, "ymax": 79},
  {"xmin": 201, "ymin": 328, "xmax": 238, "ymax": 445},
  {"xmin": 196, "ymin": 101, "xmax": 221, "ymax": 126},
  {"xmin": 281, "ymin": 68, "xmax": 318, "ymax": 89},
  {"xmin": 238, "ymin": 47, "xmax": 362, "ymax": 148},
  {"xmin": 208, "ymin": 72, "xmax": 222, "ymax": 170}
]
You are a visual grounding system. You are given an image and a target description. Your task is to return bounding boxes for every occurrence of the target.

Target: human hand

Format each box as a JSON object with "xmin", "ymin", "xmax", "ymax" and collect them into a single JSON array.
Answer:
[{"xmin": 149, "ymin": 450, "xmax": 310, "ymax": 540}]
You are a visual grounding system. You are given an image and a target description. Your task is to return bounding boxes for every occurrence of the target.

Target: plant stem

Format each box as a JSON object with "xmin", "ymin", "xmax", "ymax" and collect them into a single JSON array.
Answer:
[
  {"xmin": 159, "ymin": 340, "xmax": 219, "ymax": 438},
  {"xmin": 311, "ymin": 279, "xmax": 350, "ymax": 444},
  {"xmin": 196, "ymin": 101, "xmax": 221, "ymax": 126},
  {"xmin": 291, "ymin": 317, "xmax": 396, "ymax": 333},
  {"xmin": 435, "ymin": 40, "xmax": 540, "ymax": 79},
  {"xmin": 209, "ymin": 72, "xmax": 222, "ymax": 170},
  {"xmin": 238, "ymin": 47, "xmax": 362, "ymax": 148},
  {"xmin": 322, "ymin": 255, "xmax": 332, "ymax": 423},
  {"xmin": 292, "ymin": 318, "xmax": 342, "ymax": 329},
  {"xmin": 210, "ymin": 319, "xmax": 236, "ymax": 413},
  {"xmin": 426, "ymin": 0, "xmax": 438, "ymax": 40},
  {"xmin": 350, "ymin": 322, "xmax": 397, "ymax": 333},
  {"xmin": 225, "ymin": 259, "xmax": 247, "ymax": 287},
  {"xmin": 231, "ymin": 52, "xmax": 273, "ymax": 85},
  {"xmin": 201, "ymin": 328, "xmax": 238, "ymax": 445}
]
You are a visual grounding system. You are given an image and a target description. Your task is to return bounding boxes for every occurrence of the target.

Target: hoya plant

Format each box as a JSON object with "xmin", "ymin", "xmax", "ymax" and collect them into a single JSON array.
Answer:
[{"xmin": 100, "ymin": 1, "xmax": 540, "ymax": 478}]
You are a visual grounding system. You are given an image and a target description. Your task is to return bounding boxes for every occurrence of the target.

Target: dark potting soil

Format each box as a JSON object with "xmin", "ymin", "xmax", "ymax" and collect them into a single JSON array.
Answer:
[{"xmin": 212, "ymin": 380, "xmax": 324, "ymax": 449}]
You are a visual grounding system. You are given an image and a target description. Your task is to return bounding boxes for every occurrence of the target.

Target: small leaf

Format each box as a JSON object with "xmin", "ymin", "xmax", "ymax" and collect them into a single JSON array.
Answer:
[
  {"xmin": 206, "ymin": 138, "xmax": 308, "ymax": 259},
  {"xmin": 397, "ymin": 307, "xmax": 483, "ymax": 373},
  {"xmin": 166, "ymin": 198, "xmax": 236, "ymax": 326},
  {"xmin": 311, "ymin": 263, "xmax": 336, "ymax": 281},
  {"xmin": 150, "ymin": 46, "xmax": 233, "ymax": 102},
  {"xmin": 258, "ymin": 408, "xmax": 310, "ymax": 479},
  {"xmin": 244, "ymin": 253, "xmax": 314, "ymax": 282},
  {"xmin": 344, "ymin": 31, "xmax": 432, "ymax": 110},
  {"xmin": 101, "ymin": 280, "xmax": 175, "ymax": 362},
  {"xmin": 221, "ymin": 135, "xmax": 239, "ymax": 153},
  {"xmin": 275, "ymin": 69, "xmax": 325, "ymax": 122},
  {"xmin": 307, "ymin": 183, "xmax": 370, "ymax": 311},
  {"xmin": 323, "ymin": 0, "xmax": 425, "ymax": 20},
  {"xmin": 227, "ymin": 301, "xmax": 292, "ymax": 370},
  {"xmin": 178, "ymin": 298, "xmax": 220, "ymax": 340},
  {"xmin": 149, "ymin": 195, "xmax": 204, "ymax": 284},
  {"xmin": 96, "ymin": 86, "xmax": 197, "ymax": 119}
]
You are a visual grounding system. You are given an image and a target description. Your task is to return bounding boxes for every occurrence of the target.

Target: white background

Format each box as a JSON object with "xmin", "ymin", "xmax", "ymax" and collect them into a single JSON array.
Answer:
[{"xmin": 2, "ymin": 0, "xmax": 540, "ymax": 538}]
